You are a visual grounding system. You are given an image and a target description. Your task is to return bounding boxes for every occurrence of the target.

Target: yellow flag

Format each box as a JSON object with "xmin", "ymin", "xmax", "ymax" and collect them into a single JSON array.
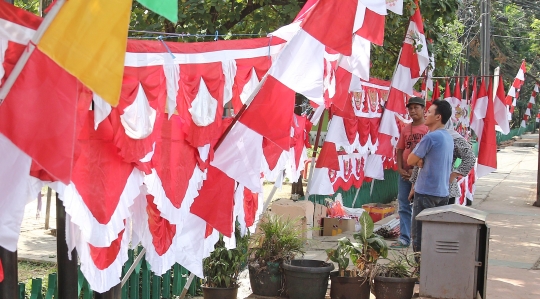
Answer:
[{"xmin": 39, "ymin": 0, "xmax": 132, "ymax": 106}]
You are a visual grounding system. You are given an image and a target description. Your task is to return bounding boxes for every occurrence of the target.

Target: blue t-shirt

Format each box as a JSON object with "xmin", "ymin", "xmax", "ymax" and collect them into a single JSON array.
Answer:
[{"xmin": 412, "ymin": 129, "xmax": 454, "ymax": 197}]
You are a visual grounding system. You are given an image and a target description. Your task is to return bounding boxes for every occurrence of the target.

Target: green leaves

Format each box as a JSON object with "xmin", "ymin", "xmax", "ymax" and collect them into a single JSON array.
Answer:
[{"xmin": 358, "ymin": 212, "xmax": 374, "ymax": 240}]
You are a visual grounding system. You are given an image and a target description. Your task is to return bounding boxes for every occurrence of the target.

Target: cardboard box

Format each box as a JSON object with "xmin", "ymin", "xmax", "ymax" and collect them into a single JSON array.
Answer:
[
  {"xmin": 362, "ymin": 203, "xmax": 396, "ymax": 223},
  {"xmin": 322, "ymin": 217, "xmax": 357, "ymax": 236},
  {"xmin": 269, "ymin": 199, "xmax": 326, "ymax": 239}
]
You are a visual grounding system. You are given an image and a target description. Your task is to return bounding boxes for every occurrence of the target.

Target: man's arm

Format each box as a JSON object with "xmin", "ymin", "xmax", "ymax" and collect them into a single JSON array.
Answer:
[{"xmin": 407, "ymin": 152, "xmax": 422, "ymax": 167}]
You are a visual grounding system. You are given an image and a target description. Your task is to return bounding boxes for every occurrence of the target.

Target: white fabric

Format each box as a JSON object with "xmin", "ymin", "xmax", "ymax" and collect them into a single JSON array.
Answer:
[
  {"xmin": 385, "ymin": 0, "xmax": 403, "ymax": 15},
  {"xmin": 120, "ymin": 83, "xmax": 157, "ymax": 139},
  {"xmin": 354, "ymin": 0, "xmax": 388, "ymax": 32},
  {"xmin": 349, "ymin": 74, "xmax": 363, "ymax": 92},
  {"xmin": 308, "ymin": 167, "xmax": 335, "ymax": 195},
  {"xmin": 0, "ymin": 134, "xmax": 38, "ymax": 251},
  {"xmin": 270, "ymin": 22, "xmax": 302, "ymax": 42},
  {"xmin": 0, "ymin": 18, "xmax": 36, "ymax": 45},
  {"xmin": 124, "ymin": 44, "xmax": 286, "ymax": 67},
  {"xmin": 340, "ymin": 35, "xmax": 371, "ymax": 81},
  {"xmin": 240, "ymin": 68, "xmax": 260, "ymax": 105},
  {"xmin": 310, "ymin": 105, "xmax": 326, "ymax": 125},
  {"xmin": 163, "ymin": 58, "xmax": 180, "ymax": 118},
  {"xmin": 516, "ymin": 68, "xmax": 525, "ymax": 81},
  {"xmin": 188, "ymin": 78, "xmax": 218, "ymax": 127},
  {"xmin": 198, "ymin": 144, "xmax": 211, "ymax": 163},
  {"xmin": 75, "ymin": 221, "xmax": 130, "ymax": 293},
  {"xmin": 405, "ymin": 21, "xmax": 429, "ymax": 73},
  {"xmin": 493, "ymin": 95, "xmax": 510, "ymax": 134},
  {"xmin": 175, "ymin": 213, "xmax": 216, "ymax": 278},
  {"xmin": 93, "ymin": 93, "xmax": 112, "ymax": 130},
  {"xmin": 234, "ymin": 184, "xmax": 248, "ymax": 237},
  {"xmin": 476, "ymin": 164, "xmax": 497, "ymax": 179},
  {"xmin": 262, "ymin": 149, "xmax": 289, "ymax": 182},
  {"xmin": 139, "ymin": 142, "xmax": 155, "ymax": 163},
  {"xmin": 130, "ymin": 192, "xmax": 178, "ymax": 275},
  {"xmin": 471, "ymin": 95, "xmax": 488, "ymax": 143},
  {"xmin": 269, "ymin": 29, "xmax": 325, "ymax": 99},
  {"xmin": 507, "ymin": 86, "xmax": 516, "ymax": 98},
  {"xmin": 379, "ymin": 109, "xmax": 400, "ymax": 138},
  {"xmin": 364, "ymin": 154, "xmax": 384, "ymax": 180},
  {"xmin": 392, "ymin": 64, "xmax": 415, "ymax": 95},
  {"xmin": 144, "ymin": 166, "xmax": 205, "ymax": 226},
  {"xmin": 62, "ymin": 168, "xmax": 144, "ymax": 247},
  {"xmin": 211, "ymin": 122, "xmax": 264, "ymax": 193},
  {"xmin": 222, "ymin": 60, "xmax": 237, "ymax": 106}
]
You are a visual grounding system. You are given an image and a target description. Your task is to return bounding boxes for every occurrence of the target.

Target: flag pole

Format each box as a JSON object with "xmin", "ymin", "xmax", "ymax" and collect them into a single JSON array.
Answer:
[{"xmin": 0, "ymin": 0, "xmax": 66, "ymax": 105}]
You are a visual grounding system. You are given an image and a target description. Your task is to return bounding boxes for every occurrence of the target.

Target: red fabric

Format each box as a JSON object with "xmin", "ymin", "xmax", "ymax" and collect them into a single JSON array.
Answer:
[
  {"xmin": 178, "ymin": 62, "xmax": 225, "ymax": 147},
  {"xmin": 376, "ymin": 130, "xmax": 395, "ymax": 158},
  {"xmin": 469, "ymin": 78, "xmax": 478, "ymax": 122},
  {"xmin": 111, "ymin": 66, "xmax": 166, "ymax": 170},
  {"xmin": 332, "ymin": 93, "xmax": 356, "ymax": 120},
  {"xmin": 152, "ymin": 114, "xmax": 198, "ymax": 208},
  {"xmin": 301, "ymin": 0, "xmax": 358, "ymax": 56},
  {"xmin": 478, "ymin": 79, "xmax": 497, "ymax": 171},
  {"xmin": 89, "ymin": 228, "xmax": 125, "ymax": 270},
  {"xmin": 190, "ymin": 165, "xmax": 236, "ymax": 237},
  {"xmin": 357, "ymin": 117, "xmax": 370, "ymax": 146},
  {"xmin": 294, "ymin": 0, "xmax": 319, "ymax": 21},
  {"xmin": 240, "ymin": 75, "xmax": 295, "ymax": 151},
  {"xmin": 73, "ymin": 113, "xmax": 135, "ymax": 224},
  {"xmin": 262, "ymin": 137, "xmax": 283, "ymax": 171},
  {"xmin": 453, "ymin": 78, "xmax": 461, "ymax": 99},
  {"xmin": 243, "ymin": 187, "xmax": 259, "ymax": 227},
  {"xmin": 146, "ymin": 195, "xmax": 176, "ymax": 256},
  {"xmin": 0, "ymin": 1, "xmax": 42, "ymax": 29},
  {"xmin": 385, "ymin": 87, "xmax": 407, "ymax": 115},
  {"xmin": 356, "ymin": 8, "xmax": 386, "ymax": 46},
  {"xmin": 315, "ymin": 142, "xmax": 340, "ymax": 170},
  {"xmin": 0, "ymin": 257, "xmax": 3, "ymax": 283},
  {"xmin": 331, "ymin": 67, "xmax": 353, "ymax": 110},
  {"xmin": 410, "ymin": 1, "xmax": 425, "ymax": 34},
  {"xmin": 399, "ymin": 43, "xmax": 420, "ymax": 80},
  {"xmin": 292, "ymin": 116, "xmax": 307, "ymax": 169},
  {"xmin": 232, "ymin": 57, "xmax": 272, "ymax": 114},
  {"xmin": 126, "ymin": 37, "xmax": 286, "ymax": 54},
  {"xmin": 443, "ymin": 80, "xmax": 451, "ymax": 99},
  {"xmin": 0, "ymin": 49, "xmax": 79, "ymax": 184},
  {"xmin": 369, "ymin": 117, "xmax": 380, "ymax": 145},
  {"xmin": 205, "ymin": 224, "xmax": 213, "ymax": 238},
  {"xmin": 341, "ymin": 117, "xmax": 358, "ymax": 145}
]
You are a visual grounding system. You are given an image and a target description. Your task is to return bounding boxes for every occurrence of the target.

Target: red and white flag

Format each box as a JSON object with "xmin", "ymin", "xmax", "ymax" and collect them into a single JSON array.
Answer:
[
  {"xmin": 521, "ymin": 84, "xmax": 538, "ymax": 127},
  {"xmin": 493, "ymin": 75, "xmax": 510, "ymax": 134},
  {"xmin": 505, "ymin": 60, "xmax": 526, "ymax": 117},
  {"xmin": 471, "ymin": 78, "xmax": 497, "ymax": 177},
  {"xmin": 377, "ymin": 1, "xmax": 429, "ymax": 157}
]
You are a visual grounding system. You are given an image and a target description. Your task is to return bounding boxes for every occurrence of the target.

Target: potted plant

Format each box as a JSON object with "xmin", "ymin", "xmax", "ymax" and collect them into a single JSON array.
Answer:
[
  {"xmin": 326, "ymin": 212, "xmax": 388, "ymax": 299},
  {"xmin": 248, "ymin": 213, "xmax": 305, "ymax": 297},
  {"xmin": 202, "ymin": 228, "xmax": 249, "ymax": 299},
  {"xmin": 373, "ymin": 251, "xmax": 419, "ymax": 299}
]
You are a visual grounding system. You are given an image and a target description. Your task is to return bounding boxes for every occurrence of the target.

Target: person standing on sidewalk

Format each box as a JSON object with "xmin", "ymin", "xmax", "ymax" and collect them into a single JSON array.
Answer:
[
  {"xmin": 391, "ymin": 97, "xmax": 428, "ymax": 249},
  {"xmin": 407, "ymin": 100, "xmax": 454, "ymax": 253}
]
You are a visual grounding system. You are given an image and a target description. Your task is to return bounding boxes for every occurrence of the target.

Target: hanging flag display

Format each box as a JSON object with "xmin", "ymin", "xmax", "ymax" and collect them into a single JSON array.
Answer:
[
  {"xmin": 505, "ymin": 60, "xmax": 526, "ymax": 117},
  {"xmin": 377, "ymin": 1, "xmax": 430, "ymax": 158},
  {"xmin": 521, "ymin": 84, "xmax": 538, "ymax": 128}
]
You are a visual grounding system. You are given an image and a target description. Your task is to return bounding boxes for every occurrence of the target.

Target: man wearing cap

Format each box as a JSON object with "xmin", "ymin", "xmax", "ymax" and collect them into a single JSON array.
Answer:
[{"xmin": 390, "ymin": 97, "xmax": 428, "ymax": 248}]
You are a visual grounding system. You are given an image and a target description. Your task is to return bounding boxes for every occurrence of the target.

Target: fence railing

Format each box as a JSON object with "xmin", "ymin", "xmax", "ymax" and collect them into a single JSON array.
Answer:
[{"xmin": 19, "ymin": 248, "xmax": 201, "ymax": 299}]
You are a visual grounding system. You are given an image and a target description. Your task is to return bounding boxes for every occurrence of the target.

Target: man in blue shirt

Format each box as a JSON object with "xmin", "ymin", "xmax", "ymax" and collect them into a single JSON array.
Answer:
[{"xmin": 407, "ymin": 100, "xmax": 454, "ymax": 253}]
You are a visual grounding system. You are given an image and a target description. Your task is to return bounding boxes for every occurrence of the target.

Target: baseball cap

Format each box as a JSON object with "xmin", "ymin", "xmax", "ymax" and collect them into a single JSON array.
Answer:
[{"xmin": 406, "ymin": 97, "xmax": 425, "ymax": 107}]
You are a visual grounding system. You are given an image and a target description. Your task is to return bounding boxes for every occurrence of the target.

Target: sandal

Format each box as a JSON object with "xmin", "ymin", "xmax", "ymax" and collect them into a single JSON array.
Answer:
[{"xmin": 390, "ymin": 241, "xmax": 409, "ymax": 248}]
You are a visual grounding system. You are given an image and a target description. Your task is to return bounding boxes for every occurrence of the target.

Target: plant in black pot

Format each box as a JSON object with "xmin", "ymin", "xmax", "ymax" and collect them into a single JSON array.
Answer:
[
  {"xmin": 373, "ymin": 251, "xmax": 419, "ymax": 299},
  {"xmin": 202, "ymin": 229, "xmax": 249, "ymax": 299},
  {"xmin": 248, "ymin": 213, "xmax": 305, "ymax": 297},
  {"xmin": 326, "ymin": 212, "xmax": 388, "ymax": 299}
]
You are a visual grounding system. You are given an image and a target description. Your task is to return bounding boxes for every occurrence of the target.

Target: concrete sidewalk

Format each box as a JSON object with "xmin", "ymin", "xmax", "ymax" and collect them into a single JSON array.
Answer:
[{"xmin": 15, "ymin": 136, "xmax": 540, "ymax": 298}]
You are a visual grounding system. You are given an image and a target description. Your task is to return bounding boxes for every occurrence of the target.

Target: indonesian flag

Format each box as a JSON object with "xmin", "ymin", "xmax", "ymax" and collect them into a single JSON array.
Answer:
[
  {"xmin": 521, "ymin": 84, "xmax": 538, "ymax": 127},
  {"xmin": 377, "ymin": 1, "xmax": 429, "ymax": 157},
  {"xmin": 505, "ymin": 60, "xmax": 526, "ymax": 116},
  {"xmin": 471, "ymin": 78, "xmax": 497, "ymax": 177},
  {"xmin": 493, "ymin": 75, "xmax": 510, "ymax": 134}
]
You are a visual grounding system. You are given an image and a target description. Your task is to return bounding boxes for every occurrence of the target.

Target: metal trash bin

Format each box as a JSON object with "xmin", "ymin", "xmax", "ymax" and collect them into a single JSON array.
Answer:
[{"xmin": 416, "ymin": 205, "xmax": 489, "ymax": 299}]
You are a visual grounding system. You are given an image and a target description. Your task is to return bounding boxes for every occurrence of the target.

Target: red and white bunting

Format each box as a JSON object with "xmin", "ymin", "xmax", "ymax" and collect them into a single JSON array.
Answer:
[
  {"xmin": 521, "ymin": 84, "xmax": 538, "ymax": 127},
  {"xmin": 471, "ymin": 78, "xmax": 497, "ymax": 177},
  {"xmin": 505, "ymin": 60, "xmax": 526, "ymax": 117}
]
